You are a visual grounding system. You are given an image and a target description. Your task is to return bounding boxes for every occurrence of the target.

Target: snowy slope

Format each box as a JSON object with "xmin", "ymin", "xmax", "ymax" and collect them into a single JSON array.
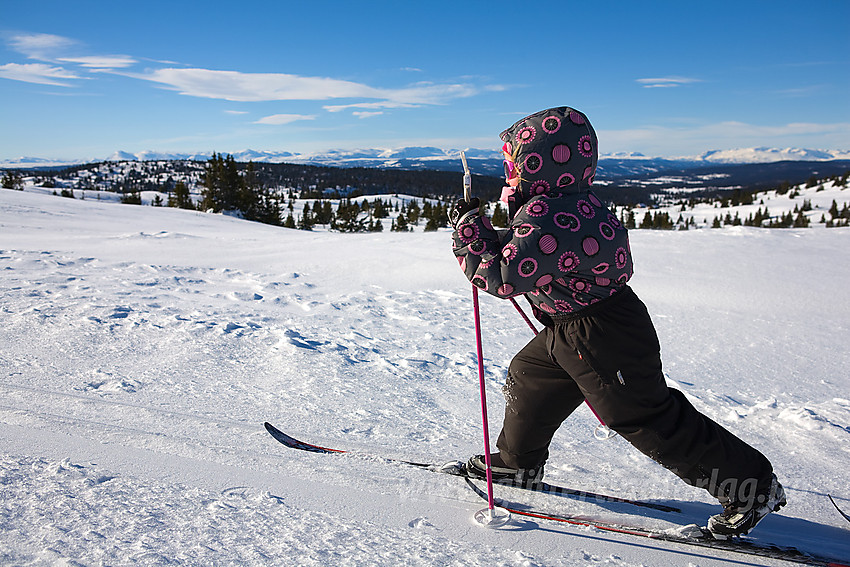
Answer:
[
  {"xmin": 636, "ymin": 176, "xmax": 850, "ymax": 227},
  {"xmin": 1, "ymin": 189, "xmax": 849, "ymax": 566}
]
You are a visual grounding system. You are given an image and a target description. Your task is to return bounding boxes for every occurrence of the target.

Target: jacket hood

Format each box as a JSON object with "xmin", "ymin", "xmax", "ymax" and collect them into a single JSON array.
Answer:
[{"xmin": 499, "ymin": 106, "xmax": 597, "ymax": 215}]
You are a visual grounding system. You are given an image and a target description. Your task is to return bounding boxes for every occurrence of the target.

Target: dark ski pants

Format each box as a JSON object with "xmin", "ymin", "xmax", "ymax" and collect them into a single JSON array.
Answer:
[{"xmin": 496, "ymin": 286, "xmax": 774, "ymax": 504}]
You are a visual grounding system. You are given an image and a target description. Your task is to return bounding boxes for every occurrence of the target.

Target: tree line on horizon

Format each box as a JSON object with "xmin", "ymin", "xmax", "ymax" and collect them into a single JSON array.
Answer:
[
  {"xmin": 618, "ymin": 172, "xmax": 850, "ymax": 230},
  {"xmin": 4, "ymin": 156, "xmax": 849, "ymax": 231}
]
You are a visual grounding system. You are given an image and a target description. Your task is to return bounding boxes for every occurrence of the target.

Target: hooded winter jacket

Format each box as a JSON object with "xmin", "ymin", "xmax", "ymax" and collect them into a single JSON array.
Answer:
[{"xmin": 452, "ymin": 106, "xmax": 633, "ymax": 325}]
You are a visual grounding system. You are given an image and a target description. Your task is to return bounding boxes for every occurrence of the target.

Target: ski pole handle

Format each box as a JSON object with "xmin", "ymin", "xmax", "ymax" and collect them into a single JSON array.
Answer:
[{"xmin": 461, "ymin": 151, "xmax": 472, "ymax": 201}]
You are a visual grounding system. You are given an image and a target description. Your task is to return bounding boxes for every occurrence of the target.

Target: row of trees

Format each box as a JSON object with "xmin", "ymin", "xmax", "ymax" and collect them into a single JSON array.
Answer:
[
  {"xmin": 624, "ymin": 200, "xmax": 850, "ymax": 230},
  {"xmin": 180, "ymin": 155, "xmax": 469, "ymax": 231},
  {"xmin": 620, "ymin": 171, "xmax": 849, "ymax": 230},
  {"xmin": 280, "ymin": 197, "xmax": 455, "ymax": 233},
  {"xmin": 623, "ymin": 206, "xmax": 823, "ymax": 231},
  {"xmin": 240, "ymin": 162, "xmax": 503, "ymax": 201}
]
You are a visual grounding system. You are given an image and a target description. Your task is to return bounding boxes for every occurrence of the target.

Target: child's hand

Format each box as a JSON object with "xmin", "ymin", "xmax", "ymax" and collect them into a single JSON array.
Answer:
[{"xmin": 450, "ymin": 197, "xmax": 481, "ymax": 229}]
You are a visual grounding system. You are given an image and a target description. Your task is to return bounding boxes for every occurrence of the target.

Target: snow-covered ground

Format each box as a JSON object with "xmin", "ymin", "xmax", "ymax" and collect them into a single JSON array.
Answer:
[{"xmin": 1, "ymin": 188, "xmax": 849, "ymax": 566}]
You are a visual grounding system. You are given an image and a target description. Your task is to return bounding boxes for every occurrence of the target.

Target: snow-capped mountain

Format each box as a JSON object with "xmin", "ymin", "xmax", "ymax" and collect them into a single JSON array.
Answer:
[
  {"xmin": 689, "ymin": 147, "xmax": 850, "ymax": 164},
  {"xmin": 4, "ymin": 147, "xmax": 849, "ymax": 191},
  {"xmin": 6, "ymin": 146, "xmax": 849, "ymax": 172},
  {"xmin": 0, "ymin": 156, "xmax": 84, "ymax": 168}
]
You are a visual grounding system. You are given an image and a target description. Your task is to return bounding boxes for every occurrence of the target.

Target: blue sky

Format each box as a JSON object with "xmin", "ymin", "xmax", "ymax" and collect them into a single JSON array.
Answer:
[{"xmin": 1, "ymin": 0, "xmax": 848, "ymax": 161}]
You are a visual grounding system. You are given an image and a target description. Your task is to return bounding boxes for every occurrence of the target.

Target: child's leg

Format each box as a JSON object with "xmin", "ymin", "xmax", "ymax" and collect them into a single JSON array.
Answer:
[
  {"xmin": 551, "ymin": 288, "xmax": 773, "ymax": 502},
  {"xmin": 496, "ymin": 329, "xmax": 585, "ymax": 469}
]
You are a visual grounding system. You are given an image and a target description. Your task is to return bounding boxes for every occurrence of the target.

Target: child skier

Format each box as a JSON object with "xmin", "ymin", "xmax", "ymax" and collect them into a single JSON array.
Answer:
[{"xmin": 449, "ymin": 106, "xmax": 785, "ymax": 538}]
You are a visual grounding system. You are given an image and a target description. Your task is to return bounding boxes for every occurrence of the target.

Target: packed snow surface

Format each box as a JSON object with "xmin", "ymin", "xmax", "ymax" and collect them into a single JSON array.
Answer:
[{"xmin": 1, "ymin": 189, "xmax": 849, "ymax": 566}]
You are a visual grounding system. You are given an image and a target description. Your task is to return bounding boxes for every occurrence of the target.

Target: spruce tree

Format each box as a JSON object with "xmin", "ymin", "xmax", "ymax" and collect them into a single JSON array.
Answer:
[
  {"xmin": 169, "ymin": 181, "xmax": 193, "ymax": 209},
  {"xmin": 407, "ymin": 200, "xmax": 421, "ymax": 225},
  {"xmin": 491, "ymin": 203, "xmax": 509, "ymax": 227},
  {"xmin": 392, "ymin": 213, "xmax": 410, "ymax": 232},
  {"xmin": 331, "ymin": 199, "xmax": 366, "ymax": 232},
  {"xmin": 829, "ymin": 200, "xmax": 839, "ymax": 220}
]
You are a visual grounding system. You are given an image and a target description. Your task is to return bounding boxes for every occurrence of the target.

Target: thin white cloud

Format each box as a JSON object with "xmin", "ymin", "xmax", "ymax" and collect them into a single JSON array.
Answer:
[
  {"xmin": 8, "ymin": 32, "xmax": 77, "ymax": 59},
  {"xmin": 7, "ymin": 33, "xmax": 135, "ymax": 72},
  {"xmin": 6, "ymin": 32, "xmax": 488, "ymax": 110},
  {"xmin": 775, "ymin": 84, "xmax": 825, "ymax": 97},
  {"xmin": 5, "ymin": 32, "xmax": 490, "ymax": 117},
  {"xmin": 224, "ymin": 110, "xmax": 249, "ymax": 115},
  {"xmin": 390, "ymin": 81, "xmax": 478, "ymax": 105},
  {"xmin": 323, "ymin": 83, "xmax": 478, "ymax": 112},
  {"xmin": 59, "ymin": 55, "xmax": 137, "ymax": 69},
  {"xmin": 0, "ymin": 62, "xmax": 81, "ymax": 86},
  {"xmin": 128, "ymin": 67, "xmax": 480, "ymax": 107},
  {"xmin": 254, "ymin": 113, "xmax": 317, "ymax": 125},
  {"xmin": 136, "ymin": 68, "xmax": 383, "ymax": 102},
  {"xmin": 636, "ymin": 77, "xmax": 701, "ymax": 88},
  {"xmin": 353, "ymin": 111, "xmax": 384, "ymax": 119},
  {"xmin": 324, "ymin": 101, "xmax": 419, "ymax": 112}
]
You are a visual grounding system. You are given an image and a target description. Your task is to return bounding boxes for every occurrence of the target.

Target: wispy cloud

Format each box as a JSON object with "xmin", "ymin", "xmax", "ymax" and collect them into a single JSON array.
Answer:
[
  {"xmin": 388, "ymin": 81, "xmax": 478, "ymax": 105},
  {"xmin": 8, "ymin": 32, "xmax": 77, "ymax": 59},
  {"xmin": 0, "ymin": 63, "xmax": 81, "ymax": 86},
  {"xmin": 4, "ymin": 33, "xmax": 135, "ymax": 75},
  {"xmin": 58, "ymin": 55, "xmax": 137, "ymax": 69},
  {"xmin": 128, "ymin": 67, "xmax": 480, "ymax": 108},
  {"xmin": 775, "ymin": 84, "xmax": 825, "ymax": 97},
  {"xmin": 324, "ymin": 101, "xmax": 419, "ymax": 112},
  {"xmin": 3, "ymin": 31, "xmax": 489, "ymax": 116},
  {"xmin": 254, "ymin": 113, "xmax": 317, "ymax": 125},
  {"xmin": 135, "ymin": 68, "xmax": 381, "ymax": 102},
  {"xmin": 636, "ymin": 77, "xmax": 701, "ymax": 88}
]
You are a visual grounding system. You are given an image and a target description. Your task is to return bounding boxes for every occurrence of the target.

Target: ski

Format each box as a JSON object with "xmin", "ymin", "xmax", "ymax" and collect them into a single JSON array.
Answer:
[
  {"xmin": 263, "ymin": 422, "xmax": 679, "ymax": 513},
  {"xmin": 464, "ymin": 479, "xmax": 850, "ymax": 567},
  {"xmin": 264, "ymin": 423, "xmax": 849, "ymax": 565}
]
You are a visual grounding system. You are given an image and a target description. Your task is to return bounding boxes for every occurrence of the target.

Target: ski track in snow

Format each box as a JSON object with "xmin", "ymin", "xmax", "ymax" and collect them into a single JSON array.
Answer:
[
  {"xmin": 3, "ymin": 456, "xmax": 580, "ymax": 567},
  {"xmin": 2, "ymin": 189, "xmax": 850, "ymax": 566}
]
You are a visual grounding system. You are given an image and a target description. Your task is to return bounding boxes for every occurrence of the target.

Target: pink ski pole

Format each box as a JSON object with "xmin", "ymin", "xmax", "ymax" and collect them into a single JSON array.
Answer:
[
  {"xmin": 472, "ymin": 285, "xmax": 496, "ymax": 509},
  {"xmin": 508, "ymin": 297, "xmax": 615, "ymax": 439},
  {"xmin": 461, "ymin": 152, "xmax": 509, "ymax": 527}
]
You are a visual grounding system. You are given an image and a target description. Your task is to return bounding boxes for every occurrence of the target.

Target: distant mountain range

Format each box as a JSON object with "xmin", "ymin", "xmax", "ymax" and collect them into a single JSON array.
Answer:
[{"xmin": 4, "ymin": 146, "xmax": 849, "ymax": 185}]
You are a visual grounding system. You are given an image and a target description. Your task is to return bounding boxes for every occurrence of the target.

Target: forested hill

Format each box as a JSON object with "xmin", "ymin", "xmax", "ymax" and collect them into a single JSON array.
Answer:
[
  {"xmin": 247, "ymin": 161, "xmax": 506, "ymax": 201},
  {"xmin": 13, "ymin": 159, "xmax": 507, "ymax": 202},
  {"xmin": 6, "ymin": 154, "xmax": 850, "ymax": 207}
]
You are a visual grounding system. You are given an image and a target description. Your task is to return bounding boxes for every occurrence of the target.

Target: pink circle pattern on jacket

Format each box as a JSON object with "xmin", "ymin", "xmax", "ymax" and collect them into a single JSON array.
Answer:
[{"xmin": 452, "ymin": 106, "xmax": 634, "ymax": 324}]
